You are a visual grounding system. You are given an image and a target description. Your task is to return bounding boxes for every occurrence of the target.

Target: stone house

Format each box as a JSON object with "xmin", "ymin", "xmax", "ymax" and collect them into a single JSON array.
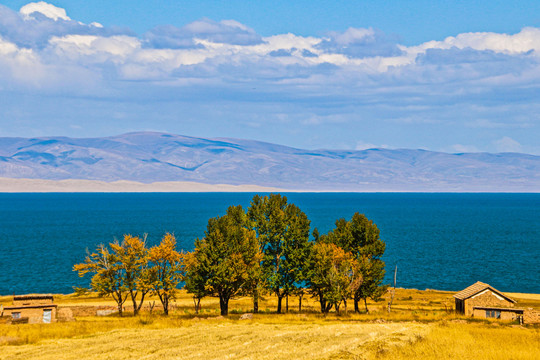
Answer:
[
  {"xmin": 454, "ymin": 281, "xmax": 521, "ymax": 320},
  {"xmin": 1, "ymin": 295, "xmax": 57, "ymax": 324},
  {"xmin": 523, "ymin": 308, "xmax": 540, "ymax": 324}
]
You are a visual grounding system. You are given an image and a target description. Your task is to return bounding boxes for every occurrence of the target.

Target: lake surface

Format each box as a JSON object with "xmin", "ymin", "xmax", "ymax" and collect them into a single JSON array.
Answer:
[{"xmin": 0, "ymin": 193, "xmax": 538, "ymax": 295}]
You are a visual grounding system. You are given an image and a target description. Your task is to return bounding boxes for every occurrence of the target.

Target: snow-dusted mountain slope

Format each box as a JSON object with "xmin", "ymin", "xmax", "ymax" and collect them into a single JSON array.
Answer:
[{"xmin": 0, "ymin": 132, "xmax": 538, "ymax": 191}]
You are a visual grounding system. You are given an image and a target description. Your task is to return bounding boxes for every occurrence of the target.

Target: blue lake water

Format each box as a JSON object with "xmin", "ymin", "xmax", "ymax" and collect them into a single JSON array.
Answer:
[{"xmin": 0, "ymin": 193, "xmax": 538, "ymax": 295}]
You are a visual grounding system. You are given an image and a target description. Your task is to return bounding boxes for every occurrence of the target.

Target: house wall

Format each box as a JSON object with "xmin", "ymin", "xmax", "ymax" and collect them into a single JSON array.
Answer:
[
  {"xmin": 472, "ymin": 308, "xmax": 520, "ymax": 321},
  {"xmin": 464, "ymin": 290, "xmax": 513, "ymax": 316},
  {"xmin": 3, "ymin": 307, "xmax": 57, "ymax": 324},
  {"xmin": 455, "ymin": 299, "xmax": 465, "ymax": 314},
  {"xmin": 523, "ymin": 309, "xmax": 540, "ymax": 324}
]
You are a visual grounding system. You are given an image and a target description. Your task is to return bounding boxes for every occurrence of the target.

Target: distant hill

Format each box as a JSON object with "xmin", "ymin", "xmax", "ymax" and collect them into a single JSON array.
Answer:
[{"xmin": 0, "ymin": 132, "xmax": 539, "ymax": 191}]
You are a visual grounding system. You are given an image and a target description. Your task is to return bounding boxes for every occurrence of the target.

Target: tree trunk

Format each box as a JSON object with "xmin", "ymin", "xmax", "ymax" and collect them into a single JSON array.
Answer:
[
  {"xmin": 114, "ymin": 292, "xmax": 124, "ymax": 317},
  {"xmin": 286, "ymin": 295, "xmax": 289, "ymax": 313},
  {"xmin": 253, "ymin": 289, "xmax": 259, "ymax": 314},
  {"xmin": 163, "ymin": 295, "xmax": 169, "ymax": 316},
  {"xmin": 131, "ymin": 291, "xmax": 146, "ymax": 316},
  {"xmin": 219, "ymin": 296, "xmax": 229, "ymax": 316},
  {"xmin": 318, "ymin": 292, "xmax": 326, "ymax": 313},
  {"xmin": 364, "ymin": 298, "xmax": 369, "ymax": 313},
  {"xmin": 137, "ymin": 292, "xmax": 146, "ymax": 315},
  {"xmin": 354, "ymin": 298, "xmax": 360, "ymax": 313},
  {"xmin": 298, "ymin": 293, "xmax": 303, "ymax": 313},
  {"xmin": 277, "ymin": 294, "xmax": 284, "ymax": 314},
  {"xmin": 131, "ymin": 291, "xmax": 139, "ymax": 316},
  {"xmin": 193, "ymin": 297, "xmax": 201, "ymax": 314},
  {"xmin": 324, "ymin": 302, "xmax": 333, "ymax": 314},
  {"xmin": 343, "ymin": 299, "xmax": 347, "ymax": 315}
]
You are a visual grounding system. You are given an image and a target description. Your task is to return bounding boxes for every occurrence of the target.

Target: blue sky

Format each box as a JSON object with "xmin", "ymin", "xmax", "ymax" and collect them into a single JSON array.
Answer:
[{"xmin": 1, "ymin": 1, "xmax": 540, "ymax": 154}]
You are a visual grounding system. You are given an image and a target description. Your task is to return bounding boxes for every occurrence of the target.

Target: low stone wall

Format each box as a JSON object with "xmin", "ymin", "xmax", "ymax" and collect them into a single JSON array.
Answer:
[
  {"xmin": 523, "ymin": 308, "xmax": 540, "ymax": 324},
  {"xmin": 67, "ymin": 305, "xmax": 117, "ymax": 317},
  {"xmin": 57, "ymin": 307, "xmax": 74, "ymax": 322}
]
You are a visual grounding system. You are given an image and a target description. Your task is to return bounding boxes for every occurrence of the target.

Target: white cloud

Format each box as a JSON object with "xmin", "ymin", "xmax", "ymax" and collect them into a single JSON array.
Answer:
[
  {"xmin": 494, "ymin": 136, "xmax": 523, "ymax": 153},
  {"xmin": 406, "ymin": 27, "xmax": 540, "ymax": 57},
  {"xmin": 48, "ymin": 35, "xmax": 140, "ymax": 62},
  {"xmin": 0, "ymin": 35, "xmax": 48, "ymax": 86},
  {"xmin": 329, "ymin": 27, "xmax": 375, "ymax": 46},
  {"xmin": 0, "ymin": 36, "xmax": 19, "ymax": 55},
  {"xmin": 20, "ymin": 1, "xmax": 70, "ymax": 21}
]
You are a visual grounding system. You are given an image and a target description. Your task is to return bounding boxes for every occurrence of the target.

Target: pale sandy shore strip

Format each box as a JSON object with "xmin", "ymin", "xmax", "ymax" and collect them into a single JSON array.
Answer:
[
  {"xmin": 0, "ymin": 177, "xmax": 288, "ymax": 193},
  {"xmin": 2, "ymin": 177, "xmax": 538, "ymax": 193}
]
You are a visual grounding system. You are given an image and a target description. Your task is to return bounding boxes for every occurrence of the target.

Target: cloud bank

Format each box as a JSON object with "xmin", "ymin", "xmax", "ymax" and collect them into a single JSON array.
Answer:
[{"xmin": 1, "ymin": 2, "xmax": 539, "ymax": 154}]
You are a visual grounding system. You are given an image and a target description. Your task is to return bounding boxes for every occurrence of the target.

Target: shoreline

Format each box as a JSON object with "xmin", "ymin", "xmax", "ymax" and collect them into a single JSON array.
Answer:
[
  {"xmin": 0, "ymin": 177, "xmax": 287, "ymax": 193},
  {"xmin": 2, "ymin": 288, "xmax": 540, "ymax": 300},
  {"xmin": 0, "ymin": 177, "xmax": 539, "ymax": 193}
]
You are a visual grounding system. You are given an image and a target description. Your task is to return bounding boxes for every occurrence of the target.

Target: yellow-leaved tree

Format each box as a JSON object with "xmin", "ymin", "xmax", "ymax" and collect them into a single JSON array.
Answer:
[
  {"xmin": 110, "ymin": 234, "xmax": 150, "ymax": 316},
  {"xmin": 147, "ymin": 233, "xmax": 183, "ymax": 315},
  {"xmin": 73, "ymin": 243, "xmax": 129, "ymax": 316}
]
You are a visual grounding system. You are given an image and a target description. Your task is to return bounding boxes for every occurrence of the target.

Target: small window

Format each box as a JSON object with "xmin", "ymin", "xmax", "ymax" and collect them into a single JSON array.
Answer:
[
  {"xmin": 12, "ymin": 312, "xmax": 21, "ymax": 319},
  {"xmin": 485, "ymin": 310, "xmax": 501, "ymax": 318}
]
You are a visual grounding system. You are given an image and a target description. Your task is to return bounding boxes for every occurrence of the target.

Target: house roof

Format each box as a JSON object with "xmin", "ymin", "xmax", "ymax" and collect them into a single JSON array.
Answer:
[
  {"xmin": 4, "ymin": 304, "xmax": 58, "ymax": 310},
  {"xmin": 13, "ymin": 294, "xmax": 54, "ymax": 301},
  {"xmin": 453, "ymin": 281, "xmax": 516, "ymax": 303},
  {"xmin": 473, "ymin": 306, "xmax": 524, "ymax": 313}
]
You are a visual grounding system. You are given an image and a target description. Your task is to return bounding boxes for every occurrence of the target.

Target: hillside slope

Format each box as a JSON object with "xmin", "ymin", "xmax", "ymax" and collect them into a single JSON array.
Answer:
[{"xmin": 0, "ymin": 132, "xmax": 539, "ymax": 191}]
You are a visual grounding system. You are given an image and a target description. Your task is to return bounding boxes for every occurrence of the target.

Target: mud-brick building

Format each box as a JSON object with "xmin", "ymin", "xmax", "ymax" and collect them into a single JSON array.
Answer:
[
  {"xmin": 1, "ymin": 295, "xmax": 57, "ymax": 324},
  {"xmin": 454, "ymin": 281, "xmax": 523, "ymax": 320}
]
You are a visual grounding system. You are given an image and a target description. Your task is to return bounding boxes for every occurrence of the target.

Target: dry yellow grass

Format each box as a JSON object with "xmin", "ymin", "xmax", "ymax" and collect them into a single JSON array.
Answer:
[
  {"xmin": 0, "ymin": 319, "xmax": 428, "ymax": 360},
  {"xmin": 376, "ymin": 322, "xmax": 540, "ymax": 360},
  {"xmin": 506, "ymin": 293, "xmax": 540, "ymax": 300},
  {"xmin": 1, "ymin": 288, "xmax": 539, "ymax": 359}
]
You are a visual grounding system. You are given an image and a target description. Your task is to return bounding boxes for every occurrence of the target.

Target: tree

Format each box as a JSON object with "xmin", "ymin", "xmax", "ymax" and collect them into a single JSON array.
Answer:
[
  {"xmin": 306, "ymin": 242, "xmax": 363, "ymax": 314},
  {"xmin": 73, "ymin": 244, "xmax": 128, "ymax": 316},
  {"xmin": 110, "ymin": 234, "xmax": 150, "ymax": 316},
  {"xmin": 192, "ymin": 205, "xmax": 261, "ymax": 316},
  {"xmin": 320, "ymin": 213, "xmax": 387, "ymax": 313},
  {"xmin": 183, "ymin": 251, "xmax": 207, "ymax": 314},
  {"xmin": 147, "ymin": 233, "xmax": 183, "ymax": 316},
  {"xmin": 247, "ymin": 194, "xmax": 311, "ymax": 313}
]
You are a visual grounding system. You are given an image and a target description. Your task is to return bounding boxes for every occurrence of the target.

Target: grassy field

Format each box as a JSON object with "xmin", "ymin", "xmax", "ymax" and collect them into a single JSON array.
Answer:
[{"xmin": 1, "ymin": 288, "xmax": 539, "ymax": 359}]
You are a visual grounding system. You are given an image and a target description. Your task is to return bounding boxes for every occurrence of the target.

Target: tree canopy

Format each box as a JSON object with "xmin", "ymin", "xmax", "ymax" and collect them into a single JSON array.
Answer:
[
  {"xmin": 319, "ymin": 212, "xmax": 387, "ymax": 312},
  {"xmin": 247, "ymin": 194, "xmax": 311, "ymax": 313},
  {"xmin": 74, "ymin": 196, "xmax": 387, "ymax": 316},
  {"xmin": 146, "ymin": 233, "xmax": 183, "ymax": 315},
  {"xmin": 187, "ymin": 205, "xmax": 261, "ymax": 315}
]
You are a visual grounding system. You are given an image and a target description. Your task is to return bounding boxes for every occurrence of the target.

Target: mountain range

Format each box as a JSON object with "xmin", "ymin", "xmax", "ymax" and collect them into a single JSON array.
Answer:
[{"xmin": 0, "ymin": 132, "xmax": 539, "ymax": 191}]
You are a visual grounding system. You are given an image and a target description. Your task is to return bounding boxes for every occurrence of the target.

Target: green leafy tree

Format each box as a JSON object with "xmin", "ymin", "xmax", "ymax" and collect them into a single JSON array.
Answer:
[
  {"xmin": 247, "ymin": 194, "xmax": 311, "ymax": 313},
  {"xmin": 110, "ymin": 234, "xmax": 150, "ymax": 316},
  {"xmin": 306, "ymin": 242, "xmax": 363, "ymax": 314},
  {"xmin": 320, "ymin": 213, "xmax": 387, "ymax": 313},
  {"xmin": 147, "ymin": 233, "xmax": 183, "ymax": 315},
  {"xmin": 73, "ymin": 244, "xmax": 128, "ymax": 316},
  {"xmin": 183, "ymin": 251, "xmax": 208, "ymax": 314},
  {"xmin": 192, "ymin": 205, "xmax": 261, "ymax": 316}
]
